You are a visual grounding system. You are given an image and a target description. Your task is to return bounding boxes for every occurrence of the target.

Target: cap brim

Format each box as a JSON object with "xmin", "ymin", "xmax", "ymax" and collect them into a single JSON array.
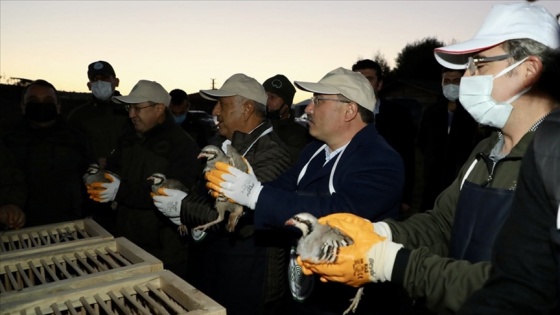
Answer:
[
  {"xmin": 435, "ymin": 38, "xmax": 503, "ymax": 69},
  {"xmin": 294, "ymin": 81, "xmax": 341, "ymax": 95},
  {"xmin": 199, "ymin": 89, "xmax": 237, "ymax": 101},
  {"xmin": 112, "ymin": 95, "xmax": 149, "ymax": 104}
]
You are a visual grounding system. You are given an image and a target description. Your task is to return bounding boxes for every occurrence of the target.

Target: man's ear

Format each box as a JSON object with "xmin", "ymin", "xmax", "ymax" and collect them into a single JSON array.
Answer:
[
  {"xmin": 522, "ymin": 55, "xmax": 542, "ymax": 87},
  {"xmin": 344, "ymin": 103, "xmax": 359, "ymax": 121},
  {"xmin": 113, "ymin": 78, "xmax": 120, "ymax": 88},
  {"xmin": 243, "ymin": 100, "xmax": 256, "ymax": 119},
  {"xmin": 87, "ymin": 82, "xmax": 92, "ymax": 91}
]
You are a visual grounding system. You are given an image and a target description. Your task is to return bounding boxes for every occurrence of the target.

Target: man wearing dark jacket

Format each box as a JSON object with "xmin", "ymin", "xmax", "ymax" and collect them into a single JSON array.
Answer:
[
  {"xmin": 3, "ymin": 79, "xmax": 92, "ymax": 227},
  {"xmin": 86, "ymin": 79, "xmax": 200, "ymax": 280},
  {"xmin": 67, "ymin": 60, "xmax": 130, "ymax": 233},
  {"xmin": 204, "ymin": 68, "xmax": 404, "ymax": 315},
  {"xmin": 352, "ymin": 59, "xmax": 416, "ymax": 214},
  {"xmin": 263, "ymin": 74, "xmax": 311, "ymax": 164},
  {"xmin": 152, "ymin": 73, "xmax": 292, "ymax": 315}
]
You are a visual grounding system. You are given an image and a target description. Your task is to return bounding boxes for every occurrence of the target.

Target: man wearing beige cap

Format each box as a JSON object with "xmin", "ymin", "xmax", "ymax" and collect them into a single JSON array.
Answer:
[
  {"xmin": 202, "ymin": 67, "xmax": 404, "ymax": 314},
  {"xmin": 295, "ymin": 3, "xmax": 560, "ymax": 314},
  {"xmin": 152, "ymin": 73, "xmax": 292, "ymax": 315},
  {"xmin": 86, "ymin": 79, "xmax": 200, "ymax": 280}
]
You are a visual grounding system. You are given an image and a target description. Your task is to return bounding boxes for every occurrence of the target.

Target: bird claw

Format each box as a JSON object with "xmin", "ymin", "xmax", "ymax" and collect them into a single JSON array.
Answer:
[{"xmin": 342, "ymin": 287, "xmax": 364, "ymax": 315}]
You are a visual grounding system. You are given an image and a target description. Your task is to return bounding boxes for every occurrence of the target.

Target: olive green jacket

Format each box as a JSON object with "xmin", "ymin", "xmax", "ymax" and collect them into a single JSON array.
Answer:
[{"xmin": 387, "ymin": 130, "xmax": 534, "ymax": 314}]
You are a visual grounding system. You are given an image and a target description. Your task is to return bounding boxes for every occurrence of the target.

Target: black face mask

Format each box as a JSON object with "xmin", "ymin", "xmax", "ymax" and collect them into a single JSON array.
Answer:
[
  {"xmin": 267, "ymin": 104, "xmax": 286, "ymax": 120},
  {"xmin": 24, "ymin": 102, "xmax": 58, "ymax": 123}
]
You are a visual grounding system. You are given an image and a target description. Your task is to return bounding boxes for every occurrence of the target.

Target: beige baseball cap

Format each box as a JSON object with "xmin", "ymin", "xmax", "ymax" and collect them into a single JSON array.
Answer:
[
  {"xmin": 200, "ymin": 73, "xmax": 268, "ymax": 105},
  {"xmin": 113, "ymin": 80, "xmax": 171, "ymax": 106},
  {"xmin": 435, "ymin": 3, "xmax": 560, "ymax": 69},
  {"xmin": 294, "ymin": 67, "xmax": 376, "ymax": 112}
]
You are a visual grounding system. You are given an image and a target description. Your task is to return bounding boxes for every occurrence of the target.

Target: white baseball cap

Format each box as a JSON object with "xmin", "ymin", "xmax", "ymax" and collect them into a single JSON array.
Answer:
[
  {"xmin": 113, "ymin": 80, "xmax": 171, "ymax": 106},
  {"xmin": 435, "ymin": 3, "xmax": 560, "ymax": 69},
  {"xmin": 294, "ymin": 67, "xmax": 377, "ymax": 112},
  {"xmin": 200, "ymin": 73, "xmax": 268, "ymax": 105}
]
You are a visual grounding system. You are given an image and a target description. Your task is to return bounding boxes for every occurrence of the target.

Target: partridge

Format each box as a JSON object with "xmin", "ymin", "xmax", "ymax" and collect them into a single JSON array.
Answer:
[
  {"xmin": 197, "ymin": 144, "xmax": 247, "ymax": 232},
  {"xmin": 83, "ymin": 163, "xmax": 119, "ymax": 210},
  {"xmin": 285, "ymin": 212, "xmax": 364, "ymax": 315},
  {"xmin": 147, "ymin": 173, "xmax": 189, "ymax": 235}
]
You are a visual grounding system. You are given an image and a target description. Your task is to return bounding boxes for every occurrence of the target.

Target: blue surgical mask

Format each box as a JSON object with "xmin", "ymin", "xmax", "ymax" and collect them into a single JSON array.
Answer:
[
  {"xmin": 91, "ymin": 81, "xmax": 114, "ymax": 101},
  {"xmin": 442, "ymin": 84, "xmax": 460, "ymax": 101},
  {"xmin": 459, "ymin": 57, "xmax": 530, "ymax": 129},
  {"xmin": 174, "ymin": 113, "xmax": 187, "ymax": 124}
]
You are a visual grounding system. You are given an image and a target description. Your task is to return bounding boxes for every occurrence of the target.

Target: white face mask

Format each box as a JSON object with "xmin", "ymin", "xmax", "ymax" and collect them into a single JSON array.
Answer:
[
  {"xmin": 91, "ymin": 81, "xmax": 114, "ymax": 101},
  {"xmin": 459, "ymin": 57, "xmax": 529, "ymax": 129},
  {"xmin": 442, "ymin": 84, "xmax": 460, "ymax": 101}
]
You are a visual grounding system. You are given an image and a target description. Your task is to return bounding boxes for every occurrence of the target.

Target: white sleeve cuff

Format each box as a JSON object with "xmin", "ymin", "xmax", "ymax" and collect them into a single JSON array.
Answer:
[
  {"xmin": 383, "ymin": 241, "xmax": 404, "ymax": 282},
  {"xmin": 247, "ymin": 182, "xmax": 263, "ymax": 210},
  {"xmin": 373, "ymin": 221, "xmax": 393, "ymax": 241}
]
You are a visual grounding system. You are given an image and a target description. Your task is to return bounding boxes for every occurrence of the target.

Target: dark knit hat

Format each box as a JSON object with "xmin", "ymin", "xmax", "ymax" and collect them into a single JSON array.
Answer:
[
  {"xmin": 87, "ymin": 61, "xmax": 116, "ymax": 79},
  {"xmin": 263, "ymin": 74, "xmax": 296, "ymax": 106}
]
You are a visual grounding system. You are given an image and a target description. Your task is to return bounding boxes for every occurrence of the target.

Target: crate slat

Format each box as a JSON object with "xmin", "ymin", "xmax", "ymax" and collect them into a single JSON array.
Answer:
[
  {"xmin": 0, "ymin": 238, "xmax": 163, "ymax": 305},
  {"xmin": 2, "ymin": 271, "xmax": 226, "ymax": 315},
  {"xmin": 0, "ymin": 219, "xmax": 113, "ymax": 258}
]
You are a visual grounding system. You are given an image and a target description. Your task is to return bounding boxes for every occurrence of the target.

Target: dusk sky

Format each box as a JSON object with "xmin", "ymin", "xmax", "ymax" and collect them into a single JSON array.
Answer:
[{"xmin": 2, "ymin": 1, "xmax": 559, "ymax": 103}]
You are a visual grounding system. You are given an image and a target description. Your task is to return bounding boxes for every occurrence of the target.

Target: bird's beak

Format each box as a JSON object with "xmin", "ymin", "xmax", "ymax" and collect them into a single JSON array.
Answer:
[
  {"xmin": 285, "ymin": 218, "xmax": 295, "ymax": 226},
  {"xmin": 197, "ymin": 152, "xmax": 211, "ymax": 159}
]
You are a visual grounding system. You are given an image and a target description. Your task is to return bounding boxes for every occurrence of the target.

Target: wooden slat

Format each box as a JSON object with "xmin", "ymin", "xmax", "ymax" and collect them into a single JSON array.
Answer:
[
  {"xmin": 94, "ymin": 293, "xmax": 117, "ymax": 315},
  {"xmin": 107, "ymin": 290, "xmax": 129, "ymax": 313},
  {"xmin": 28, "ymin": 261, "xmax": 47, "ymax": 284},
  {"xmin": 134, "ymin": 284, "xmax": 170, "ymax": 315},
  {"xmin": 84, "ymin": 250, "xmax": 108, "ymax": 272},
  {"xmin": 146, "ymin": 282, "xmax": 185, "ymax": 314},
  {"xmin": 52, "ymin": 256, "xmax": 72, "ymax": 279},
  {"xmin": 40, "ymin": 258, "xmax": 59, "ymax": 281},
  {"xmin": 17, "ymin": 233, "xmax": 28, "ymax": 249},
  {"xmin": 4, "ymin": 264, "xmax": 21, "ymax": 291},
  {"xmin": 16, "ymin": 263, "xmax": 33, "ymax": 288},
  {"xmin": 62, "ymin": 255, "xmax": 86, "ymax": 277},
  {"xmin": 64, "ymin": 300, "xmax": 79, "ymax": 315},
  {"xmin": 73, "ymin": 252, "xmax": 96, "ymax": 274},
  {"xmin": 94, "ymin": 249, "xmax": 119, "ymax": 269},
  {"xmin": 105, "ymin": 247, "xmax": 131, "ymax": 266},
  {"xmin": 78, "ymin": 296, "xmax": 97, "ymax": 314}
]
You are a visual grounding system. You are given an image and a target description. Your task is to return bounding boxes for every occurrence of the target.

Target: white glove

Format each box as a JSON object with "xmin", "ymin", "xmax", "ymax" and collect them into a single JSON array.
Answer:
[
  {"xmin": 87, "ymin": 173, "xmax": 121, "ymax": 203},
  {"xmin": 153, "ymin": 188, "xmax": 187, "ymax": 226},
  {"xmin": 205, "ymin": 160, "xmax": 262, "ymax": 210}
]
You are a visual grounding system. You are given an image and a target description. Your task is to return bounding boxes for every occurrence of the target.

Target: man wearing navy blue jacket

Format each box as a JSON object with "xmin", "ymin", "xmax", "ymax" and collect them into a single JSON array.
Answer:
[{"xmin": 205, "ymin": 67, "xmax": 405, "ymax": 315}]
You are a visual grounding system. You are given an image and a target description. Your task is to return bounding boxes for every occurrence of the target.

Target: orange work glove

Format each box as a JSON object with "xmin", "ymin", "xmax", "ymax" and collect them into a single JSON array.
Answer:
[
  {"xmin": 86, "ymin": 172, "xmax": 120, "ymax": 203},
  {"xmin": 297, "ymin": 213, "xmax": 403, "ymax": 287}
]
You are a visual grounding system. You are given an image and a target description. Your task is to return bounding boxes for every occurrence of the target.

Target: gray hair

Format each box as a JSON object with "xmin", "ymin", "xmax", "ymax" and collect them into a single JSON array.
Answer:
[{"xmin": 235, "ymin": 95, "xmax": 266, "ymax": 118}]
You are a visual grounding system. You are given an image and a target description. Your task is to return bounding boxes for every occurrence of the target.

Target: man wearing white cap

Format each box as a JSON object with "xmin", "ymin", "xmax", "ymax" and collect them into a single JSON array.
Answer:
[
  {"xmin": 295, "ymin": 3, "xmax": 560, "ymax": 313},
  {"xmin": 152, "ymin": 73, "xmax": 293, "ymax": 315},
  {"xmin": 204, "ymin": 67, "xmax": 405, "ymax": 314},
  {"xmin": 86, "ymin": 79, "xmax": 200, "ymax": 280}
]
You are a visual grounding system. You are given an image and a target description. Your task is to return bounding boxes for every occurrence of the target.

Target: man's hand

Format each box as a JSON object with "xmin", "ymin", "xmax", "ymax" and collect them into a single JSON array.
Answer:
[
  {"xmin": 297, "ymin": 213, "xmax": 403, "ymax": 287},
  {"xmin": 152, "ymin": 188, "xmax": 187, "ymax": 226},
  {"xmin": 0, "ymin": 204, "xmax": 26, "ymax": 229},
  {"xmin": 87, "ymin": 173, "xmax": 120, "ymax": 203},
  {"xmin": 205, "ymin": 161, "xmax": 262, "ymax": 210}
]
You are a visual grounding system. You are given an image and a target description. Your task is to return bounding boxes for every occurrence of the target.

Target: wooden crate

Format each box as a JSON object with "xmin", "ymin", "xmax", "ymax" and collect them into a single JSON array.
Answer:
[
  {"xmin": 0, "ymin": 270, "xmax": 226, "ymax": 315},
  {"xmin": 0, "ymin": 219, "xmax": 113, "ymax": 258},
  {"xmin": 0, "ymin": 237, "xmax": 163, "ymax": 305}
]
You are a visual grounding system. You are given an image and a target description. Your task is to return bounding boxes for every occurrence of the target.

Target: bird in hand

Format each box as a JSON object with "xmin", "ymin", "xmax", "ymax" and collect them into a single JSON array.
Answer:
[
  {"xmin": 285, "ymin": 212, "xmax": 364, "ymax": 315},
  {"xmin": 147, "ymin": 173, "xmax": 189, "ymax": 235},
  {"xmin": 83, "ymin": 163, "xmax": 119, "ymax": 210},
  {"xmin": 197, "ymin": 144, "xmax": 247, "ymax": 232}
]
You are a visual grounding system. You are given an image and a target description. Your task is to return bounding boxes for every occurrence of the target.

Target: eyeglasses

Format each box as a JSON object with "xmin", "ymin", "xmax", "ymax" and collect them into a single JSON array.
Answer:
[
  {"xmin": 310, "ymin": 96, "xmax": 352, "ymax": 106},
  {"xmin": 125, "ymin": 103, "xmax": 157, "ymax": 112},
  {"xmin": 466, "ymin": 54, "xmax": 511, "ymax": 76}
]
